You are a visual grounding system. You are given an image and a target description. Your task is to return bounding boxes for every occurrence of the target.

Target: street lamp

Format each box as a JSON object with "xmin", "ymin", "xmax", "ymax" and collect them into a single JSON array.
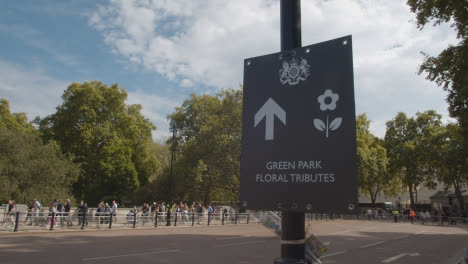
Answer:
[{"xmin": 167, "ymin": 123, "xmax": 177, "ymax": 226}]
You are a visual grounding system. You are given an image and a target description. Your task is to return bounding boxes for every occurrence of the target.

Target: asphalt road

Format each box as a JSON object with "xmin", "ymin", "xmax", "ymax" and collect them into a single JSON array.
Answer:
[{"xmin": 0, "ymin": 220, "xmax": 467, "ymax": 264}]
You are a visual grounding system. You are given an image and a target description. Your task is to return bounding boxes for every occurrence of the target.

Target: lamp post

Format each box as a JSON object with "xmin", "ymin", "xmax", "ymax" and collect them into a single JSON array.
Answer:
[{"xmin": 167, "ymin": 123, "xmax": 177, "ymax": 226}]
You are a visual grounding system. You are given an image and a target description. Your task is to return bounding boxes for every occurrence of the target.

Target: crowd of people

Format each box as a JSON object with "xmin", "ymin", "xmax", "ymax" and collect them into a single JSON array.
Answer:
[
  {"xmin": 2, "ymin": 199, "xmax": 238, "ymax": 229},
  {"xmin": 364, "ymin": 207, "xmax": 467, "ymax": 225}
]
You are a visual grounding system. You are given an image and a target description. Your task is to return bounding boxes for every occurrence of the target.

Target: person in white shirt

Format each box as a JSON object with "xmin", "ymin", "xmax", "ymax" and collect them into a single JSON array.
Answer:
[{"xmin": 111, "ymin": 201, "xmax": 118, "ymax": 223}]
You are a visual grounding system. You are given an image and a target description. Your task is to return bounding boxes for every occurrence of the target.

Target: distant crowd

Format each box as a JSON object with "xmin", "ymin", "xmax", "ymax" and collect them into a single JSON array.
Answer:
[
  {"xmin": 364, "ymin": 207, "xmax": 467, "ymax": 225},
  {"xmin": 3, "ymin": 199, "xmax": 236, "ymax": 229}
]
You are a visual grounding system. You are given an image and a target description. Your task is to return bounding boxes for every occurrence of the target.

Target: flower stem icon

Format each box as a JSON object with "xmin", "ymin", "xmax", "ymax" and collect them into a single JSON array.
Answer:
[{"xmin": 314, "ymin": 89, "xmax": 342, "ymax": 138}]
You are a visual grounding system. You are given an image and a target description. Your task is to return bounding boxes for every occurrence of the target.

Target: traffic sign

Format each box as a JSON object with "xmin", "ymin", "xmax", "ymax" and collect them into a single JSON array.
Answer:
[{"xmin": 240, "ymin": 36, "xmax": 358, "ymax": 212}]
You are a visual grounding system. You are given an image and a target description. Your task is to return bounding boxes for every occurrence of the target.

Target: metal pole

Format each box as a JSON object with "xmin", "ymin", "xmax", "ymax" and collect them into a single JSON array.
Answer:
[
  {"xmin": 222, "ymin": 211, "xmax": 225, "ymax": 225},
  {"xmin": 109, "ymin": 213, "xmax": 113, "ymax": 229},
  {"xmin": 192, "ymin": 212, "xmax": 195, "ymax": 226},
  {"xmin": 166, "ymin": 209, "xmax": 171, "ymax": 226},
  {"xmin": 155, "ymin": 212, "xmax": 158, "ymax": 227},
  {"xmin": 174, "ymin": 211, "xmax": 178, "ymax": 226},
  {"xmin": 276, "ymin": 1, "xmax": 305, "ymax": 263},
  {"xmin": 133, "ymin": 211, "xmax": 137, "ymax": 228},
  {"xmin": 14, "ymin": 212, "xmax": 19, "ymax": 232},
  {"xmin": 50, "ymin": 212, "xmax": 55, "ymax": 231}
]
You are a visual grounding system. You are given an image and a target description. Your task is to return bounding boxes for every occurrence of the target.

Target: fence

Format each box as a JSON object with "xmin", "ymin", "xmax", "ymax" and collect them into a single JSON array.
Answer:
[
  {"xmin": 0, "ymin": 208, "xmax": 258, "ymax": 232},
  {"xmin": 1, "ymin": 207, "xmax": 467, "ymax": 233}
]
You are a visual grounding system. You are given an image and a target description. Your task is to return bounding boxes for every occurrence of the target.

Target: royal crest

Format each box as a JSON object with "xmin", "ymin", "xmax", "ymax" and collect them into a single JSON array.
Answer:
[{"xmin": 279, "ymin": 57, "xmax": 310, "ymax": 85}]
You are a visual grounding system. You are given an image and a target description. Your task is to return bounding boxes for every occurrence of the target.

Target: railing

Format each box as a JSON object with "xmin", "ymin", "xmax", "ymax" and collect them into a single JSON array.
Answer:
[
  {"xmin": 0, "ymin": 210, "xmax": 260, "ymax": 232},
  {"xmin": 1, "ymin": 209, "xmax": 467, "ymax": 232}
]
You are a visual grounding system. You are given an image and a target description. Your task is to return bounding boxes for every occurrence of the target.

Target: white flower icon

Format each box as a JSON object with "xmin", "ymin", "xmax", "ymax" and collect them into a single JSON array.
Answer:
[{"xmin": 317, "ymin": 89, "xmax": 339, "ymax": 111}]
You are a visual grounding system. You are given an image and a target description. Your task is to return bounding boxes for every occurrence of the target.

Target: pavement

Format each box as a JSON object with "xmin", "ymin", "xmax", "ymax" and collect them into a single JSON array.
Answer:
[{"xmin": 0, "ymin": 219, "xmax": 467, "ymax": 264}]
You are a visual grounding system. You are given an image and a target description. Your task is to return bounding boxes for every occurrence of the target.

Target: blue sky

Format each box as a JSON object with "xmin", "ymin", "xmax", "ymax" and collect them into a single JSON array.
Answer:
[{"xmin": 0, "ymin": 0, "xmax": 458, "ymax": 140}]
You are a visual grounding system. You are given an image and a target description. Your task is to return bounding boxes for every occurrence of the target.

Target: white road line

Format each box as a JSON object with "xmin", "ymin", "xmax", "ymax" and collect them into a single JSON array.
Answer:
[
  {"xmin": 216, "ymin": 235, "xmax": 252, "ymax": 240},
  {"xmin": 414, "ymin": 231, "xmax": 425, "ymax": 235},
  {"xmin": 215, "ymin": 240, "xmax": 266, "ymax": 247},
  {"xmin": 392, "ymin": 235, "xmax": 409, "ymax": 240},
  {"xmin": 360, "ymin": 241, "xmax": 384, "ymax": 248},
  {"xmin": 321, "ymin": 251, "xmax": 347, "ymax": 259},
  {"xmin": 328, "ymin": 226, "xmax": 376, "ymax": 235},
  {"xmin": 82, "ymin": 249, "xmax": 180, "ymax": 261},
  {"xmin": 381, "ymin": 253, "xmax": 408, "ymax": 263}
]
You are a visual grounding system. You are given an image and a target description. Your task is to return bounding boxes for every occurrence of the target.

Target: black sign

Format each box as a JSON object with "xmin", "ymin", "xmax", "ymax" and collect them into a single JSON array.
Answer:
[{"xmin": 240, "ymin": 36, "xmax": 358, "ymax": 212}]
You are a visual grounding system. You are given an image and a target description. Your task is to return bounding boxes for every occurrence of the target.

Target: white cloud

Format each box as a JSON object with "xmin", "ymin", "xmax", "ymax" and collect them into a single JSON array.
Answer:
[
  {"xmin": 0, "ymin": 59, "xmax": 179, "ymax": 141},
  {"xmin": 127, "ymin": 89, "xmax": 180, "ymax": 140},
  {"xmin": 90, "ymin": 0, "xmax": 458, "ymax": 138},
  {"xmin": 0, "ymin": 60, "xmax": 69, "ymax": 120}
]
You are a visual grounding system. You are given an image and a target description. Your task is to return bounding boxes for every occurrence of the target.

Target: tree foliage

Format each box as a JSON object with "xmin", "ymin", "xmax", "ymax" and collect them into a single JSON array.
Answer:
[
  {"xmin": 356, "ymin": 114, "xmax": 398, "ymax": 205},
  {"xmin": 408, "ymin": 0, "xmax": 468, "ymax": 158},
  {"xmin": 0, "ymin": 100, "xmax": 80, "ymax": 204},
  {"xmin": 437, "ymin": 123, "xmax": 467, "ymax": 210},
  {"xmin": 158, "ymin": 89, "xmax": 242, "ymax": 205},
  {"xmin": 38, "ymin": 81, "xmax": 158, "ymax": 205},
  {"xmin": 0, "ymin": 98, "xmax": 34, "ymax": 132},
  {"xmin": 385, "ymin": 110, "xmax": 444, "ymax": 208}
]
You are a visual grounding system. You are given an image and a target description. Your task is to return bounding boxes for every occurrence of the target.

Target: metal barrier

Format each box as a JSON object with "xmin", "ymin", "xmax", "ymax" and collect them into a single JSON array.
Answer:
[{"xmin": 2, "ymin": 210, "xmax": 466, "ymax": 232}]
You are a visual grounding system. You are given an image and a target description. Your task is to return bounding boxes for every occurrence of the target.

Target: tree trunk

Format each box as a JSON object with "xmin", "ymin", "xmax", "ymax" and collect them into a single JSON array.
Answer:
[
  {"xmin": 454, "ymin": 179, "xmax": 465, "ymax": 212},
  {"xmin": 407, "ymin": 172, "xmax": 414, "ymax": 210}
]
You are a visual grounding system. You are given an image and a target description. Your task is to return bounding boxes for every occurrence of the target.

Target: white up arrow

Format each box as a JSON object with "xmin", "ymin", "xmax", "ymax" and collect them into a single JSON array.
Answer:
[{"xmin": 254, "ymin": 98, "xmax": 286, "ymax": 140}]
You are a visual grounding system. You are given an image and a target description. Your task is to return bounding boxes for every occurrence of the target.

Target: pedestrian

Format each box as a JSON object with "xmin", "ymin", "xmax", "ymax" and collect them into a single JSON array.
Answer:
[
  {"xmin": 4, "ymin": 200, "xmax": 15, "ymax": 227},
  {"xmin": 393, "ymin": 209, "xmax": 399, "ymax": 223},
  {"xmin": 409, "ymin": 209, "xmax": 416, "ymax": 224},
  {"xmin": 80, "ymin": 202, "xmax": 88, "ymax": 229},
  {"xmin": 64, "ymin": 199, "xmax": 72, "ymax": 226},
  {"xmin": 111, "ymin": 200, "xmax": 118, "ymax": 223},
  {"xmin": 24, "ymin": 201, "xmax": 34, "ymax": 225},
  {"xmin": 57, "ymin": 199, "xmax": 64, "ymax": 226},
  {"xmin": 33, "ymin": 199, "xmax": 41, "ymax": 226},
  {"xmin": 142, "ymin": 203, "xmax": 149, "ymax": 225},
  {"xmin": 47, "ymin": 202, "xmax": 57, "ymax": 226},
  {"xmin": 96, "ymin": 203, "xmax": 103, "ymax": 227},
  {"xmin": 77, "ymin": 200, "xmax": 84, "ymax": 225}
]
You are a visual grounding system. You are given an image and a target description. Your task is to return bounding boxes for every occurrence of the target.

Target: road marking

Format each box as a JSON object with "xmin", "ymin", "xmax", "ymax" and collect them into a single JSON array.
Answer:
[
  {"xmin": 328, "ymin": 226, "xmax": 376, "ymax": 235},
  {"xmin": 216, "ymin": 235, "xmax": 252, "ymax": 240},
  {"xmin": 414, "ymin": 231, "xmax": 425, "ymax": 235},
  {"xmin": 323, "ymin": 241, "xmax": 331, "ymax": 246},
  {"xmin": 382, "ymin": 252, "xmax": 421, "ymax": 263},
  {"xmin": 321, "ymin": 251, "xmax": 347, "ymax": 258},
  {"xmin": 360, "ymin": 241, "xmax": 384, "ymax": 248},
  {"xmin": 381, "ymin": 253, "xmax": 408, "ymax": 263},
  {"xmin": 392, "ymin": 235, "xmax": 409, "ymax": 240},
  {"xmin": 215, "ymin": 240, "xmax": 265, "ymax": 247},
  {"xmin": 82, "ymin": 249, "xmax": 180, "ymax": 261}
]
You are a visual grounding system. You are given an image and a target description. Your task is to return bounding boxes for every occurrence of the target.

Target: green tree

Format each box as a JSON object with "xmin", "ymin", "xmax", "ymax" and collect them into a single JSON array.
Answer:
[
  {"xmin": 0, "ymin": 128, "xmax": 80, "ymax": 204},
  {"xmin": 357, "ymin": 114, "xmax": 398, "ymax": 205},
  {"xmin": 385, "ymin": 110, "xmax": 444, "ymax": 209},
  {"xmin": 437, "ymin": 123, "xmax": 467, "ymax": 211},
  {"xmin": 0, "ymin": 98, "xmax": 34, "ymax": 132},
  {"xmin": 408, "ymin": 0, "xmax": 468, "ymax": 156},
  {"xmin": 163, "ymin": 89, "xmax": 242, "ymax": 204},
  {"xmin": 38, "ymin": 81, "xmax": 158, "ymax": 205}
]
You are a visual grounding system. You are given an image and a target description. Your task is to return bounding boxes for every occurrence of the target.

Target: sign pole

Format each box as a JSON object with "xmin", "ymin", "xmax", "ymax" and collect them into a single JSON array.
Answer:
[{"xmin": 276, "ymin": 1, "xmax": 305, "ymax": 263}]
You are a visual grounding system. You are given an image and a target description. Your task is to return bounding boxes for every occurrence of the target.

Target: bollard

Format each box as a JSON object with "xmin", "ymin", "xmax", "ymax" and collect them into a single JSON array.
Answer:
[
  {"xmin": 50, "ymin": 212, "xmax": 55, "ymax": 231},
  {"xmin": 174, "ymin": 213, "xmax": 177, "ymax": 227},
  {"xmin": 133, "ymin": 212, "xmax": 137, "ymax": 228},
  {"xmin": 222, "ymin": 212, "xmax": 225, "ymax": 225},
  {"xmin": 235, "ymin": 212, "xmax": 238, "ymax": 224},
  {"xmin": 155, "ymin": 213, "xmax": 158, "ymax": 227},
  {"xmin": 109, "ymin": 213, "xmax": 113, "ymax": 229},
  {"xmin": 166, "ymin": 210, "xmax": 171, "ymax": 226},
  {"xmin": 81, "ymin": 213, "xmax": 86, "ymax": 229},
  {"xmin": 14, "ymin": 212, "xmax": 19, "ymax": 232},
  {"xmin": 247, "ymin": 213, "xmax": 250, "ymax": 224},
  {"xmin": 192, "ymin": 212, "xmax": 195, "ymax": 226}
]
